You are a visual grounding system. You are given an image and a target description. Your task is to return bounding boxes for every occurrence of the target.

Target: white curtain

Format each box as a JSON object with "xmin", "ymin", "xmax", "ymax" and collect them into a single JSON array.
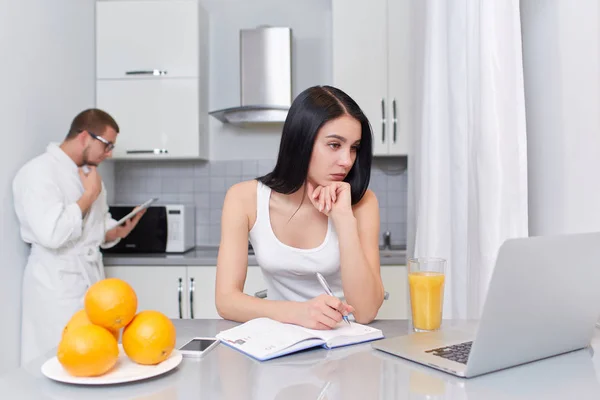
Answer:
[{"xmin": 407, "ymin": 0, "xmax": 529, "ymax": 319}]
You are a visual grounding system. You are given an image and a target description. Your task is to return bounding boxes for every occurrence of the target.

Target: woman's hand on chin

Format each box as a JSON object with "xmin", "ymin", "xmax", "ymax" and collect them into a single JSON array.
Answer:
[{"xmin": 307, "ymin": 181, "xmax": 353, "ymax": 220}]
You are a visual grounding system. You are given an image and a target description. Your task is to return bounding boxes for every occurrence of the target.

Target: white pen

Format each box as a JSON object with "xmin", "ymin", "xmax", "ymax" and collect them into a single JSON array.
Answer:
[{"xmin": 316, "ymin": 272, "xmax": 351, "ymax": 325}]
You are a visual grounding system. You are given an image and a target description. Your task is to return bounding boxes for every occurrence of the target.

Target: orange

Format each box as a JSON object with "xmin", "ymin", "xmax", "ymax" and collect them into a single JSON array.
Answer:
[
  {"xmin": 84, "ymin": 278, "xmax": 137, "ymax": 331},
  {"xmin": 122, "ymin": 310, "xmax": 176, "ymax": 365},
  {"xmin": 111, "ymin": 327, "xmax": 121, "ymax": 342},
  {"xmin": 62, "ymin": 309, "xmax": 120, "ymax": 341},
  {"xmin": 57, "ymin": 324, "xmax": 119, "ymax": 377}
]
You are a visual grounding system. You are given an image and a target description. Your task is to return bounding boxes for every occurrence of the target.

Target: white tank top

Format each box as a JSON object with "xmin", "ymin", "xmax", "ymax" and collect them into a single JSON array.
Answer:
[{"xmin": 249, "ymin": 181, "xmax": 344, "ymax": 302}]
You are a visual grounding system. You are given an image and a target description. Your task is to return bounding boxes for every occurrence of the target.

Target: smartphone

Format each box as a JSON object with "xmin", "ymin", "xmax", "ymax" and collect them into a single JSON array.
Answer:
[
  {"xmin": 114, "ymin": 197, "xmax": 158, "ymax": 226},
  {"xmin": 179, "ymin": 337, "xmax": 220, "ymax": 358}
]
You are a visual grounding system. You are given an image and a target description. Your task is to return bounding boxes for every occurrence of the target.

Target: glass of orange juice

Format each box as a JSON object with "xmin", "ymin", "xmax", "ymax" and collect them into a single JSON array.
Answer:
[{"xmin": 408, "ymin": 257, "xmax": 446, "ymax": 332}]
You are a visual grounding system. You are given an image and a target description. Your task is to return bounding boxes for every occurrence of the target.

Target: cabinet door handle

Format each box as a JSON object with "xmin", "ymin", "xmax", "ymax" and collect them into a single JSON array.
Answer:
[
  {"xmin": 125, "ymin": 149, "xmax": 169, "ymax": 155},
  {"xmin": 125, "ymin": 70, "xmax": 168, "ymax": 76},
  {"xmin": 392, "ymin": 98, "xmax": 398, "ymax": 143},
  {"xmin": 381, "ymin": 98, "xmax": 386, "ymax": 144},
  {"xmin": 189, "ymin": 277, "xmax": 195, "ymax": 319},
  {"xmin": 178, "ymin": 278, "xmax": 183, "ymax": 319}
]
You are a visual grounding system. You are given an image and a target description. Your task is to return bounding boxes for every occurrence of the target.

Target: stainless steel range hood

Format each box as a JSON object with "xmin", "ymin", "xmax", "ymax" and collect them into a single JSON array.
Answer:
[{"xmin": 209, "ymin": 26, "xmax": 292, "ymax": 125}]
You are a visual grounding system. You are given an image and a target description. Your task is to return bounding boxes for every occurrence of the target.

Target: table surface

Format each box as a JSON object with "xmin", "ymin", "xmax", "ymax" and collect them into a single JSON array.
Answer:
[{"xmin": 2, "ymin": 319, "xmax": 600, "ymax": 400}]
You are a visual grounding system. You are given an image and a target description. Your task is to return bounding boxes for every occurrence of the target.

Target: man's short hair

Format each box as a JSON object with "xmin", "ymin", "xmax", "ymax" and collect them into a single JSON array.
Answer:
[{"xmin": 65, "ymin": 109, "xmax": 119, "ymax": 140}]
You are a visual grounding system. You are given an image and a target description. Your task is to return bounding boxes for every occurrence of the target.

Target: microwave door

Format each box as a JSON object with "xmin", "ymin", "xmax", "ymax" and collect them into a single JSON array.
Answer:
[{"xmin": 104, "ymin": 206, "xmax": 168, "ymax": 253}]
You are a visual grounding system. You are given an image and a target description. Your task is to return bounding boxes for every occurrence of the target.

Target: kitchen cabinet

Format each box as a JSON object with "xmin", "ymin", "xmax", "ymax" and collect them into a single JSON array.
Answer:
[
  {"xmin": 104, "ymin": 266, "xmax": 188, "ymax": 319},
  {"xmin": 96, "ymin": 1, "xmax": 199, "ymax": 79},
  {"xmin": 95, "ymin": 0, "xmax": 209, "ymax": 160},
  {"xmin": 187, "ymin": 266, "xmax": 267, "ymax": 319},
  {"xmin": 105, "ymin": 263, "xmax": 406, "ymax": 320},
  {"xmin": 105, "ymin": 265, "xmax": 266, "ymax": 320},
  {"xmin": 376, "ymin": 265, "xmax": 408, "ymax": 319},
  {"xmin": 97, "ymin": 79, "xmax": 201, "ymax": 158},
  {"xmin": 243, "ymin": 266, "xmax": 269, "ymax": 298},
  {"xmin": 332, "ymin": 0, "xmax": 411, "ymax": 156},
  {"xmin": 186, "ymin": 266, "xmax": 218, "ymax": 319}
]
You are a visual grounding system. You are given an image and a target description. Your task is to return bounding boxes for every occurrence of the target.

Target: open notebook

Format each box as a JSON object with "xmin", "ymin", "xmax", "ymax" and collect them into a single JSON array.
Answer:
[{"xmin": 216, "ymin": 317, "xmax": 384, "ymax": 361}]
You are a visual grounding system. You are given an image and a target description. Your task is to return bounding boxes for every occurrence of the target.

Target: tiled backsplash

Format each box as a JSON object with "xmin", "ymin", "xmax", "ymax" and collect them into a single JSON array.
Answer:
[{"xmin": 112, "ymin": 158, "xmax": 407, "ymax": 247}]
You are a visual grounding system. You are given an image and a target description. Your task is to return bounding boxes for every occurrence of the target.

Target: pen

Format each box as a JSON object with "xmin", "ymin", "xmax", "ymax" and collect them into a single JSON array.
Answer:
[{"xmin": 316, "ymin": 272, "xmax": 351, "ymax": 325}]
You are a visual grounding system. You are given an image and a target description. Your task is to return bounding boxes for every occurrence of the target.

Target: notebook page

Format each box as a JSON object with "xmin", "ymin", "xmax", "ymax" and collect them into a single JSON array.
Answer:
[
  {"xmin": 217, "ymin": 318, "xmax": 324, "ymax": 360},
  {"xmin": 301, "ymin": 322, "xmax": 383, "ymax": 347}
]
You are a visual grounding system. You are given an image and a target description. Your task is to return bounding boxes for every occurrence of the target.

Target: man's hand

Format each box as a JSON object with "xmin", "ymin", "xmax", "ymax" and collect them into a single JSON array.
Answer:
[
  {"xmin": 79, "ymin": 166, "xmax": 102, "ymax": 200},
  {"xmin": 105, "ymin": 208, "xmax": 146, "ymax": 242},
  {"xmin": 77, "ymin": 166, "xmax": 102, "ymax": 216}
]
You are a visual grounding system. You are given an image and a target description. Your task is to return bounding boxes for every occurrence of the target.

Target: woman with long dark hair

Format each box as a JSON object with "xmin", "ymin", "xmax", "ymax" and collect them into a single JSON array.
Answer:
[{"xmin": 216, "ymin": 85, "xmax": 383, "ymax": 328}]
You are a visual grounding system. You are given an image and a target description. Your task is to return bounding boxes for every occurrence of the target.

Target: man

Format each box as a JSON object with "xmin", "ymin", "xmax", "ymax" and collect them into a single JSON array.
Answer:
[{"xmin": 13, "ymin": 109, "xmax": 145, "ymax": 365}]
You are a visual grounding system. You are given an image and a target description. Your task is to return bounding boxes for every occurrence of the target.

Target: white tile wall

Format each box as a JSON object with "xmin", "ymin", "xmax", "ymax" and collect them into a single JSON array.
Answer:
[{"xmin": 113, "ymin": 158, "xmax": 407, "ymax": 246}]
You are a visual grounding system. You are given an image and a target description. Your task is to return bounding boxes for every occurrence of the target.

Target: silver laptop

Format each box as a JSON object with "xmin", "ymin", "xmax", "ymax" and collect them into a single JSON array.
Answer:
[{"xmin": 373, "ymin": 232, "xmax": 600, "ymax": 378}]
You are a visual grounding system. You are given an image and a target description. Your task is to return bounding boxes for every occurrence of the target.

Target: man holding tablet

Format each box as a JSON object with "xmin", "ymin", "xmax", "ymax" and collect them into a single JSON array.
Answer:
[{"xmin": 12, "ymin": 109, "xmax": 146, "ymax": 365}]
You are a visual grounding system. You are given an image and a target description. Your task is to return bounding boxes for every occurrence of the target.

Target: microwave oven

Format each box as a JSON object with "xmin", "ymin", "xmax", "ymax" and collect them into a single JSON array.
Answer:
[{"xmin": 102, "ymin": 204, "xmax": 195, "ymax": 254}]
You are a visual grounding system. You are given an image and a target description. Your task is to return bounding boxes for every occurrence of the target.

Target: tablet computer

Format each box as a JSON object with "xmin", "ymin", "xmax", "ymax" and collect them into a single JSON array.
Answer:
[{"xmin": 114, "ymin": 197, "xmax": 158, "ymax": 226}]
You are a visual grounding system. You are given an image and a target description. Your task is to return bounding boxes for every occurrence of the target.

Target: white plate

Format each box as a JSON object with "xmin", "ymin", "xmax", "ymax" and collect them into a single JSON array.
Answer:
[{"xmin": 41, "ymin": 345, "xmax": 182, "ymax": 385}]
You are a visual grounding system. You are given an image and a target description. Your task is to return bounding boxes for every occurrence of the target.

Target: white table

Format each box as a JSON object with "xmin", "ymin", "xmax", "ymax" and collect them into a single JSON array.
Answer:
[{"xmin": 1, "ymin": 319, "xmax": 600, "ymax": 399}]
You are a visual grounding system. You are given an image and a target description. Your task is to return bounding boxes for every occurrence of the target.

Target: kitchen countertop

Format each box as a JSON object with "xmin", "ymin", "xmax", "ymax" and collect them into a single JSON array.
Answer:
[
  {"xmin": 102, "ymin": 246, "xmax": 407, "ymax": 266},
  {"xmin": 3, "ymin": 319, "xmax": 600, "ymax": 399}
]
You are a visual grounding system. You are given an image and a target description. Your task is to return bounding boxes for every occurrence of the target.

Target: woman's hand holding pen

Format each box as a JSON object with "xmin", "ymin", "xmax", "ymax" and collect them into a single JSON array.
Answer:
[{"xmin": 293, "ymin": 294, "xmax": 355, "ymax": 330}]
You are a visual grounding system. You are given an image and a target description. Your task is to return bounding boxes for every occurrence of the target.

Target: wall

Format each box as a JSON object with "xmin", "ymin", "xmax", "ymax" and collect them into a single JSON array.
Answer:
[
  {"xmin": 0, "ymin": 0, "xmax": 100, "ymax": 373},
  {"xmin": 111, "ymin": 0, "xmax": 408, "ymax": 245},
  {"xmin": 521, "ymin": 0, "xmax": 600, "ymax": 235},
  {"xmin": 200, "ymin": 0, "xmax": 333, "ymax": 160},
  {"xmin": 113, "ymin": 158, "xmax": 408, "ymax": 247},
  {"xmin": 111, "ymin": 0, "xmax": 407, "ymax": 246}
]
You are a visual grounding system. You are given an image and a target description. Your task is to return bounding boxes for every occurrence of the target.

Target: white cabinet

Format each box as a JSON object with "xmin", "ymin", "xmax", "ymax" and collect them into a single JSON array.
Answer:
[
  {"xmin": 243, "ymin": 267, "xmax": 268, "ymax": 297},
  {"xmin": 186, "ymin": 266, "xmax": 267, "ymax": 319},
  {"xmin": 96, "ymin": 1, "xmax": 199, "ymax": 79},
  {"xmin": 187, "ymin": 266, "xmax": 218, "ymax": 320},
  {"xmin": 106, "ymin": 265, "xmax": 266, "ymax": 320},
  {"xmin": 104, "ymin": 266, "xmax": 188, "ymax": 319},
  {"xmin": 377, "ymin": 265, "xmax": 408, "ymax": 319},
  {"xmin": 105, "ymin": 263, "xmax": 405, "ymax": 320},
  {"xmin": 97, "ymin": 79, "xmax": 201, "ymax": 158},
  {"xmin": 95, "ymin": 0, "xmax": 209, "ymax": 160},
  {"xmin": 332, "ymin": 0, "xmax": 410, "ymax": 156}
]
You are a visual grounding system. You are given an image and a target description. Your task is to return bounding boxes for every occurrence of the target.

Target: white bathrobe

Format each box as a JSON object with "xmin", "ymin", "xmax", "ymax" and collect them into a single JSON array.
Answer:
[{"xmin": 13, "ymin": 143, "xmax": 119, "ymax": 365}]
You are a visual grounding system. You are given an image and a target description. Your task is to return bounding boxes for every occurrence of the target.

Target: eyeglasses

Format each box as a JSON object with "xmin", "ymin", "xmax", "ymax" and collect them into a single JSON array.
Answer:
[{"xmin": 87, "ymin": 131, "xmax": 115, "ymax": 152}]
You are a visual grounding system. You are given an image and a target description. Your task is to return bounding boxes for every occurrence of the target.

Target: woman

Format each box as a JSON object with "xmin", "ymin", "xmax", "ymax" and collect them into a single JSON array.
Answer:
[{"xmin": 216, "ymin": 85, "xmax": 383, "ymax": 329}]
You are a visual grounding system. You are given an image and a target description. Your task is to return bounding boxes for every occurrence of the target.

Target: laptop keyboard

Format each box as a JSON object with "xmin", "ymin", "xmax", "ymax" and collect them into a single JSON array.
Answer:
[{"xmin": 425, "ymin": 341, "xmax": 473, "ymax": 364}]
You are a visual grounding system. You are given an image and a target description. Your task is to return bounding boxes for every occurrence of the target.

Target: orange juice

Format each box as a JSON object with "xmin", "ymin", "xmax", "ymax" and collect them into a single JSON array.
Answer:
[{"xmin": 409, "ymin": 272, "xmax": 445, "ymax": 331}]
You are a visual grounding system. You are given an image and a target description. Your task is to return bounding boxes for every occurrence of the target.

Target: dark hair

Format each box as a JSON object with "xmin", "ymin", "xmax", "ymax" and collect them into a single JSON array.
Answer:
[
  {"xmin": 258, "ymin": 85, "xmax": 372, "ymax": 205},
  {"xmin": 65, "ymin": 108, "xmax": 119, "ymax": 140}
]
